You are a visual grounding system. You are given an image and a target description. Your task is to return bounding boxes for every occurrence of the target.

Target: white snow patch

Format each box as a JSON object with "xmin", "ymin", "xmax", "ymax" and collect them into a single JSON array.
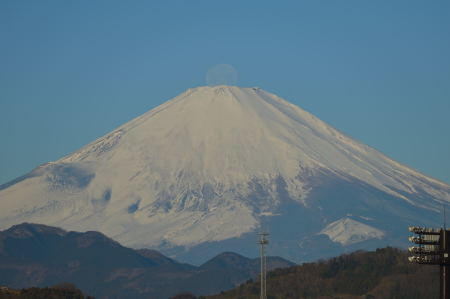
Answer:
[
  {"xmin": 319, "ymin": 217, "xmax": 385, "ymax": 246},
  {"xmin": 359, "ymin": 216, "xmax": 375, "ymax": 221},
  {"xmin": 259, "ymin": 212, "xmax": 281, "ymax": 217}
]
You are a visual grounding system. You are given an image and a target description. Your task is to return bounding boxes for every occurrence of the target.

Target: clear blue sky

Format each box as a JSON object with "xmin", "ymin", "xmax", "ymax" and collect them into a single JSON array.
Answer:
[{"xmin": 1, "ymin": 0, "xmax": 449, "ymax": 185}]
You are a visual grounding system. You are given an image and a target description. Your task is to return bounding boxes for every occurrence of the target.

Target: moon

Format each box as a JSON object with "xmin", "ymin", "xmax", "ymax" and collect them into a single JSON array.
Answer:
[{"xmin": 205, "ymin": 64, "xmax": 238, "ymax": 86}]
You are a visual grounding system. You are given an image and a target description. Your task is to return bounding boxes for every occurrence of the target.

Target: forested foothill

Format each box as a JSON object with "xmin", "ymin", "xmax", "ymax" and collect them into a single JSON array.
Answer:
[
  {"xmin": 206, "ymin": 247, "xmax": 438, "ymax": 299},
  {"xmin": 0, "ymin": 283, "xmax": 93, "ymax": 299}
]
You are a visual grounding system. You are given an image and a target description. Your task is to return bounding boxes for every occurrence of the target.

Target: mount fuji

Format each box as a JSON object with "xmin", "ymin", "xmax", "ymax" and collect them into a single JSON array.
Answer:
[{"xmin": 1, "ymin": 86, "xmax": 449, "ymax": 264}]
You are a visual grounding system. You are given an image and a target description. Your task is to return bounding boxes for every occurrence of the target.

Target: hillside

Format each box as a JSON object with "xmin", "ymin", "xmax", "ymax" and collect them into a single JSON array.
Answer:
[
  {"xmin": 206, "ymin": 247, "xmax": 438, "ymax": 299},
  {"xmin": 0, "ymin": 283, "xmax": 91, "ymax": 299},
  {"xmin": 0, "ymin": 223, "xmax": 293, "ymax": 299}
]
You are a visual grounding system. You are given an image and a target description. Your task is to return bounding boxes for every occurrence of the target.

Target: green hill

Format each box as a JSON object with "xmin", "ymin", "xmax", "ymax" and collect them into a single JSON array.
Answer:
[{"xmin": 206, "ymin": 247, "xmax": 439, "ymax": 299}]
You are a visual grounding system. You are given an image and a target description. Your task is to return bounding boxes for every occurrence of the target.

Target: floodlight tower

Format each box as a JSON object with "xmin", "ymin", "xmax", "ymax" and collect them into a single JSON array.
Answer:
[
  {"xmin": 408, "ymin": 226, "xmax": 450, "ymax": 299},
  {"xmin": 258, "ymin": 232, "xmax": 269, "ymax": 299}
]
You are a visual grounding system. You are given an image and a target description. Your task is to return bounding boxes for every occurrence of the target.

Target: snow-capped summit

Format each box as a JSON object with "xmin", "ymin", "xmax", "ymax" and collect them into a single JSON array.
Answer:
[{"xmin": 1, "ymin": 86, "xmax": 449, "ymax": 263}]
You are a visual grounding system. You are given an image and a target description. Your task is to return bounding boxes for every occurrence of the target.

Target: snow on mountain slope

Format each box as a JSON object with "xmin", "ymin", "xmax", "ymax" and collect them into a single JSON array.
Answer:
[
  {"xmin": 319, "ymin": 217, "xmax": 385, "ymax": 246},
  {"xmin": 0, "ymin": 86, "xmax": 449, "ymax": 263}
]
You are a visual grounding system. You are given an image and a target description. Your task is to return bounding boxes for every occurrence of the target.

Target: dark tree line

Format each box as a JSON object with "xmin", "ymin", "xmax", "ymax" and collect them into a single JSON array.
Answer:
[
  {"xmin": 206, "ymin": 247, "xmax": 439, "ymax": 299},
  {"xmin": 0, "ymin": 283, "xmax": 94, "ymax": 299}
]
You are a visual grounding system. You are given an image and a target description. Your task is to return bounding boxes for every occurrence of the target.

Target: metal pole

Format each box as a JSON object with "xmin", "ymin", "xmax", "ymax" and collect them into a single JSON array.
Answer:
[
  {"xmin": 260, "ymin": 240, "xmax": 264, "ymax": 299},
  {"xmin": 263, "ymin": 242, "xmax": 267, "ymax": 299},
  {"xmin": 441, "ymin": 229, "xmax": 450, "ymax": 299},
  {"xmin": 259, "ymin": 232, "xmax": 268, "ymax": 299}
]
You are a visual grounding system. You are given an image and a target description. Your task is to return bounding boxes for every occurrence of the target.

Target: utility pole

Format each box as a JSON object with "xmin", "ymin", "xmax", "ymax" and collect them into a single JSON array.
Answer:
[{"xmin": 258, "ymin": 232, "xmax": 269, "ymax": 299}]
